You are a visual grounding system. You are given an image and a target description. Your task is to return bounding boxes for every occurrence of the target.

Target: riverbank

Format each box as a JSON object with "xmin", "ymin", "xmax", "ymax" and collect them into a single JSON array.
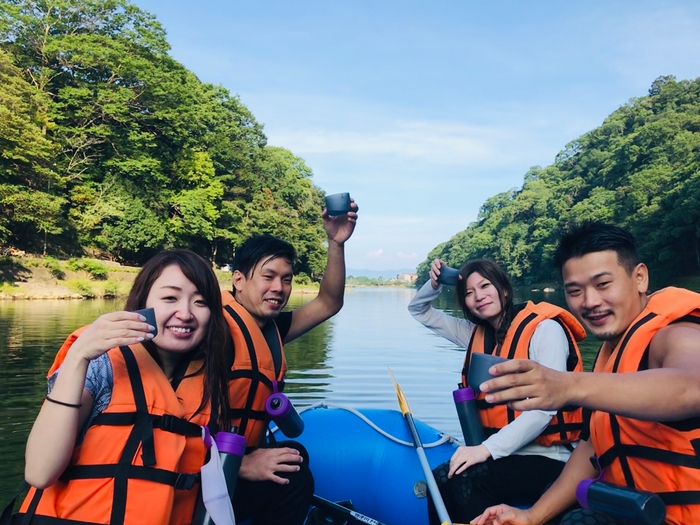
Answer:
[{"xmin": 0, "ymin": 255, "xmax": 320, "ymax": 300}]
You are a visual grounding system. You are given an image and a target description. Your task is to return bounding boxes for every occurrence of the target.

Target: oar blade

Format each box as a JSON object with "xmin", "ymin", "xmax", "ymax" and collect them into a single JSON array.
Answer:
[{"xmin": 386, "ymin": 367, "xmax": 411, "ymax": 415}]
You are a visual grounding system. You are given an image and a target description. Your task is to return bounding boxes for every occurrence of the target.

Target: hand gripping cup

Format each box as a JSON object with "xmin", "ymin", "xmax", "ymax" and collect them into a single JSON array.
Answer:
[
  {"xmin": 266, "ymin": 381, "xmax": 304, "ymax": 438},
  {"xmin": 437, "ymin": 265, "xmax": 460, "ymax": 286},
  {"xmin": 467, "ymin": 353, "xmax": 508, "ymax": 392},
  {"xmin": 324, "ymin": 192, "xmax": 351, "ymax": 216}
]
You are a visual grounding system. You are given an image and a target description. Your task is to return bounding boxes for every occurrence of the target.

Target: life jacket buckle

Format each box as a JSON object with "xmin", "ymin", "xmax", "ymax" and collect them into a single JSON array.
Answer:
[{"xmin": 174, "ymin": 472, "xmax": 199, "ymax": 490}]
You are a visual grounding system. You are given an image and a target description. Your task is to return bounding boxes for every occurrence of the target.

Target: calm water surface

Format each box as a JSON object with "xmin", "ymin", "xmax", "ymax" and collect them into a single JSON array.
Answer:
[{"xmin": 0, "ymin": 288, "xmax": 599, "ymax": 501}]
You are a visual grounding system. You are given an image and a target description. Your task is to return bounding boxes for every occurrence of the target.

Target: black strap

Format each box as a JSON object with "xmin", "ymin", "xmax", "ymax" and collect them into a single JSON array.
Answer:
[
  {"xmin": 611, "ymin": 312, "xmax": 657, "ymax": 373},
  {"xmin": 61, "ymin": 465, "xmax": 198, "ymax": 490},
  {"xmin": 14, "ymin": 515, "xmax": 103, "ymax": 525},
  {"xmin": 19, "ymin": 486, "xmax": 42, "ymax": 525},
  {"xmin": 91, "ymin": 412, "xmax": 201, "ymax": 437},
  {"xmin": 0, "ymin": 481, "xmax": 29, "ymax": 525},
  {"xmin": 599, "ymin": 443, "xmax": 700, "ymax": 471},
  {"xmin": 538, "ymin": 420, "xmax": 583, "ymax": 436},
  {"xmin": 224, "ymin": 305, "xmax": 265, "ymax": 437},
  {"xmin": 227, "ymin": 369, "xmax": 274, "ymax": 390},
  {"xmin": 658, "ymin": 490, "xmax": 700, "ymax": 506}
]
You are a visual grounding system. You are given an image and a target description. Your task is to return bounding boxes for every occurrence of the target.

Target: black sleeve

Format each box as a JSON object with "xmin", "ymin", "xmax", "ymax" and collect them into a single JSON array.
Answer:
[{"xmin": 275, "ymin": 311, "xmax": 293, "ymax": 342}]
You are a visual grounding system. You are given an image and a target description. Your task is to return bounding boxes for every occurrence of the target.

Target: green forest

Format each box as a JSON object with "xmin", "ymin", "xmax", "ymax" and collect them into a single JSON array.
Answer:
[
  {"xmin": 417, "ymin": 75, "xmax": 700, "ymax": 288},
  {"xmin": 0, "ymin": 0, "xmax": 329, "ymax": 276}
]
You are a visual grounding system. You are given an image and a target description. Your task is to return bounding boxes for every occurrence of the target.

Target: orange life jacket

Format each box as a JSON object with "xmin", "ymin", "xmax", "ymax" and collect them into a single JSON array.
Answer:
[
  {"xmin": 462, "ymin": 301, "xmax": 586, "ymax": 447},
  {"xmin": 18, "ymin": 343, "xmax": 209, "ymax": 525},
  {"xmin": 221, "ymin": 291, "xmax": 287, "ymax": 449},
  {"xmin": 590, "ymin": 287, "xmax": 700, "ymax": 525}
]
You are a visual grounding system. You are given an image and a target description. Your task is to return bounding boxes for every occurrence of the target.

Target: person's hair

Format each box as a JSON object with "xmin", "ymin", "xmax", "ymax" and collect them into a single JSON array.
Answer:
[
  {"xmin": 456, "ymin": 259, "xmax": 515, "ymax": 346},
  {"xmin": 125, "ymin": 249, "xmax": 230, "ymax": 429},
  {"xmin": 232, "ymin": 233, "xmax": 296, "ymax": 292},
  {"xmin": 553, "ymin": 222, "xmax": 640, "ymax": 275}
]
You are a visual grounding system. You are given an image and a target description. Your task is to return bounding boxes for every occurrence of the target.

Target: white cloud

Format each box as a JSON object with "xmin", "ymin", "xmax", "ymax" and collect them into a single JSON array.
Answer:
[{"xmin": 366, "ymin": 249, "xmax": 384, "ymax": 259}]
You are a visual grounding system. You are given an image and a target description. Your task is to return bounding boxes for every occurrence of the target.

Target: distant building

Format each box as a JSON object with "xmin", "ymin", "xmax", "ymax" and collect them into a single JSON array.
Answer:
[{"xmin": 397, "ymin": 273, "xmax": 418, "ymax": 283}]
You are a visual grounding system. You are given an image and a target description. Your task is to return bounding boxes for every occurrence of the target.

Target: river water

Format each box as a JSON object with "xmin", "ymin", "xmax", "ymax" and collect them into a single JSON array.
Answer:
[{"xmin": 0, "ymin": 287, "xmax": 600, "ymax": 501}]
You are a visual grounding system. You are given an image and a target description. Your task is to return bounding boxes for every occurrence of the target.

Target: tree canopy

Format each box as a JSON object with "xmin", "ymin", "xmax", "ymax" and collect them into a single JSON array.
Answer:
[
  {"xmin": 417, "ymin": 76, "xmax": 700, "ymax": 288},
  {"xmin": 0, "ymin": 0, "xmax": 327, "ymax": 274}
]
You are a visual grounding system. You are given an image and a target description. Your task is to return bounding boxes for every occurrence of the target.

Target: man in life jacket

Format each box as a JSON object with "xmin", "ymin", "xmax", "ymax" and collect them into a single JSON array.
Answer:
[
  {"xmin": 224, "ymin": 199, "xmax": 359, "ymax": 525},
  {"xmin": 471, "ymin": 222, "xmax": 700, "ymax": 525}
]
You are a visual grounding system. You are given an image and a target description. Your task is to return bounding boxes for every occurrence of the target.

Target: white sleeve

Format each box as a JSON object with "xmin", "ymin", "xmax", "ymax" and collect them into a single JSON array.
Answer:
[
  {"xmin": 482, "ymin": 319, "xmax": 570, "ymax": 459},
  {"xmin": 407, "ymin": 280, "xmax": 476, "ymax": 348}
]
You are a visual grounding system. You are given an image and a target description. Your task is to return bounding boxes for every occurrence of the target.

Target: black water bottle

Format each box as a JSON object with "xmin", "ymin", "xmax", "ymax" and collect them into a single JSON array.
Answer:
[
  {"xmin": 576, "ymin": 478, "xmax": 666, "ymax": 525},
  {"xmin": 265, "ymin": 392, "xmax": 304, "ymax": 438},
  {"xmin": 192, "ymin": 428, "xmax": 246, "ymax": 525},
  {"xmin": 452, "ymin": 385, "xmax": 484, "ymax": 446}
]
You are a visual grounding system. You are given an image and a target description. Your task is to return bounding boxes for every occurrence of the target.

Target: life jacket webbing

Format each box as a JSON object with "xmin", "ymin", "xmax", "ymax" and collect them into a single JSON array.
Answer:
[
  {"xmin": 60, "ymin": 465, "xmax": 198, "ymax": 490},
  {"xmin": 20, "ymin": 516, "xmax": 100, "ymax": 525},
  {"xmin": 658, "ymin": 491, "xmax": 700, "ymax": 506},
  {"xmin": 20, "ymin": 486, "xmax": 42, "ymax": 525},
  {"xmin": 611, "ymin": 313, "xmax": 657, "ymax": 373},
  {"xmin": 599, "ymin": 444, "xmax": 700, "ymax": 471},
  {"xmin": 91, "ymin": 413, "xmax": 202, "ymax": 437},
  {"xmin": 228, "ymin": 408, "xmax": 267, "ymax": 421},
  {"xmin": 224, "ymin": 304, "xmax": 262, "ymax": 438},
  {"xmin": 228, "ymin": 369, "xmax": 274, "ymax": 389},
  {"xmin": 606, "ymin": 312, "xmax": 659, "ymax": 489}
]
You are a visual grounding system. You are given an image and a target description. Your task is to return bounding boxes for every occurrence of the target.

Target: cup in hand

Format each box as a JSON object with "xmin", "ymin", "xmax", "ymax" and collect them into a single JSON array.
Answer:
[
  {"xmin": 325, "ymin": 192, "xmax": 351, "ymax": 216},
  {"xmin": 134, "ymin": 307, "xmax": 158, "ymax": 336},
  {"xmin": 437, "ymin": 265, "xmax": 460, "ymax": 286},
  {"xmin": 467, "ymin": 353, "xmax": 508, "ymax": 391}
]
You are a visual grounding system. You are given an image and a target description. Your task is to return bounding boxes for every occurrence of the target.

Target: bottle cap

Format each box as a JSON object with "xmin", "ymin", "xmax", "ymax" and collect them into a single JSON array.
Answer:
[
  {"xmin": 215, "ymin": 432, "xmax": 246, "ymax": 456},
  {"xmin": 453, "ymin": 386, "xmax": 477, "ymax": 403},
  {"xmin": 266, "ymin": 392, "xmax": 292, "ymax": 418}
]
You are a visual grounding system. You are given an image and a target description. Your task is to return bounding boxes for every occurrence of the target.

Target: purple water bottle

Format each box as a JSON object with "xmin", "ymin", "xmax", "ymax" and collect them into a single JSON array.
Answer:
[
  {"xmin": 576, "ymin": 478, "xmax": 665, "ymax": 525},
  {"xmin": 453, "ymin": 385, "xmax": 485, "ymax": 446},
  {"xmin": 192, "ymin": 428, "xmax": 246, "ymax": 525},
  {"xmin": 265, "ymin": 381, "xmax": 304, "ymax": 438}
]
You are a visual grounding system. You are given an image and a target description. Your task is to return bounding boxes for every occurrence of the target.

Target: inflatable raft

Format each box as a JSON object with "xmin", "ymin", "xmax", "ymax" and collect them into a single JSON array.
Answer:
[{"xmin": 273, "ymin": 404, "xmax": 460, "ymax": 525}]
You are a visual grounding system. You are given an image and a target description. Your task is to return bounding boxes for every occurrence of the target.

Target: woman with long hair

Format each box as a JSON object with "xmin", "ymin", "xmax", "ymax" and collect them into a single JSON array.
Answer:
[
  {"xmin": 409, "ymin": 258, "xmax": 585, "ymax": 524},
  {"xmin": 18, "ymin": 249, "xmax": 230, "ymax": 525}
]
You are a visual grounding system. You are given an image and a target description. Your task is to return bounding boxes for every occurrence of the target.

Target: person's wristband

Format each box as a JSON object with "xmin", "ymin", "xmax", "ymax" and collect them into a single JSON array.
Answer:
[{"xmin": 45, "ymin": 395, "xmax": 82, "ymax": 409}]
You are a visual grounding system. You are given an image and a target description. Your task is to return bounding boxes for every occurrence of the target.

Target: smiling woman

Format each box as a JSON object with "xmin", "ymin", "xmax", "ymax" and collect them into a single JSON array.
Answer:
[
  {"xmin": 408, "ymin": 257, "xmax": 586, "ymax": 524},
  {"xmin": 12, "ymin": 249, "xmax": 231, "ymax": 525}
]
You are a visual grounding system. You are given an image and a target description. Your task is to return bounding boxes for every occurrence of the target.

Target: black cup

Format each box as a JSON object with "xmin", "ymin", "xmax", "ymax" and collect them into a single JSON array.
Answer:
[
  {"xmin": 467, "ymin": 353, "xmax": 508, "ymax": 391},
  {"xmin": 437, "ymin": 265, "xmax": 460, "ymax": 286},
  {"xmin": 325, "ymin": 193, "xmax": 351, "ymax": 216},
  {"xmin": 134, "ymin": 307, "xmax": 158, "ymax": 337}
]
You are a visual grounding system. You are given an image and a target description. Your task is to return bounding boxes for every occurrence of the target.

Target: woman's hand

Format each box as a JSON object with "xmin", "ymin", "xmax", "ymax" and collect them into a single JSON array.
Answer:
[
  {"xmin": 472, "ymin": 504, "xmax": 536, "ymax": 525},
  {"xmin": 448, "ymin": 444, "xmax": 491, "ymax": 477},
  {"xmin": 429, "ymin": 258, "xmax": 445, "ymax": 290},
  {"xmin": 68, "ymin": 311, "xmax": 155, "ymax": 363}
]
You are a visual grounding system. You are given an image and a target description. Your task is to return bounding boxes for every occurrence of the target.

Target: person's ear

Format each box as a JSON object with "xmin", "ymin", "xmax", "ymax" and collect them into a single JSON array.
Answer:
[
  {"xmin": 233, "ymin": 270, "xmax": 245, "ymax": 293},
  {"xmin": 633, "ymin": 263, "xmax": 649, "ymax": 294}
]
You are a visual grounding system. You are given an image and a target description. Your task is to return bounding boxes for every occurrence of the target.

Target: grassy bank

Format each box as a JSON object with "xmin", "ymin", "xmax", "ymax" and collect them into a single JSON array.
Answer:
[{"xmin": 0, "ymin": 255, "xmax": 320, "ymax": 300}]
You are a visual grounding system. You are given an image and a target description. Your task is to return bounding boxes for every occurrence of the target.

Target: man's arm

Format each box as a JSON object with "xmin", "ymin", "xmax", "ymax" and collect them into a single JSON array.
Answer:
[
  {"xmin": 481, "ymin": 323, "xmax": 700, "ymax": 421},
  {"xmin": 284, "ymin": 200, "xmax": 358, "ymax": 343}
]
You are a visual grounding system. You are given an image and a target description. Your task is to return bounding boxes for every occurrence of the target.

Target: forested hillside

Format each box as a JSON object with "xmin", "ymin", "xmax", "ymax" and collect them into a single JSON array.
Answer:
[
  {"xmin": 417, "ymin": 76, "xmax": 700, "ymax": 287},
  {"xmin": 0, "ymin": 0, "xmax": 328, "ymax": 277}
]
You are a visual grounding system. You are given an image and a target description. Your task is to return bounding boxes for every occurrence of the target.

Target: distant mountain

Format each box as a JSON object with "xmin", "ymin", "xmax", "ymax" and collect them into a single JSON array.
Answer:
[{"xmin": 347, "ymin": 268, "xmax": 416, "ymax": 280}]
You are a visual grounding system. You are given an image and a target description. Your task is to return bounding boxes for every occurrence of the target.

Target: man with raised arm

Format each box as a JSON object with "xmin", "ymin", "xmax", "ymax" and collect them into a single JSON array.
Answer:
[
  {"xmin": 221, "ymin": 199, "xmax": 359, "ymax": 525},
  {"xmin": 473, "ymin": 222, "xmax": 700, "ymax": 525}
]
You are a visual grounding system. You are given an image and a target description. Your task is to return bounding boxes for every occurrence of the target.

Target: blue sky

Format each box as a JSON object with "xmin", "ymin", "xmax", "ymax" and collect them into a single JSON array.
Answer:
[{"xmin": 132, "ymin": 1, "xmax": 700, "ymax": 271}]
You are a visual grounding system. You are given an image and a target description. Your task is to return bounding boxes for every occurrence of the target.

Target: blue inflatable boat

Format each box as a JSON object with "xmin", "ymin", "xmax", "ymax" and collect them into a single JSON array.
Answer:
[{"xmin": 274, "ymin": 404, "xmax": 460, "ymax": 525}]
